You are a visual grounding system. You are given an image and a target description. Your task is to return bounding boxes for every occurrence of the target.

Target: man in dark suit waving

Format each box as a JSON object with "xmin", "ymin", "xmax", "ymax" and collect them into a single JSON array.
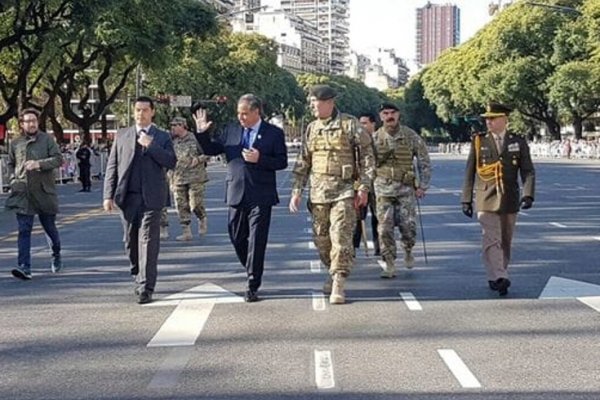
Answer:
[
  {"xmin": 194, "ymin": 94, "xmax": 288, "ymax": 302},
  {"xmin": 103, "ymin": 96, "xmax": 177, "ymax": 304}
]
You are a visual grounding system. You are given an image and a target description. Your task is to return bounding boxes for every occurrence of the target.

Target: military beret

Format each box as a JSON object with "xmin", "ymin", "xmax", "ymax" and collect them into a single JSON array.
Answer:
[
  {"xmin": 309, "ymin": 85, "xmax": 337, "ymax": 100},
  {"xmin": 481, "ymin": 102, "xmax": 512, "ymax": 118},
  {"xmin": 379, "ymin": 102, "xmax": 400, "ymax": 112},
  {"xmin": 170, "ymin": 116, "xmax": 188, "ymax": 126}
]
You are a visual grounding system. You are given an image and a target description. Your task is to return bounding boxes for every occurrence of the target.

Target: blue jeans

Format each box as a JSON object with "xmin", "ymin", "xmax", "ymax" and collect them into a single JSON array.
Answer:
[{"xmin": 17, "ymin": 213, "xmax": 61, "ymax": 271}]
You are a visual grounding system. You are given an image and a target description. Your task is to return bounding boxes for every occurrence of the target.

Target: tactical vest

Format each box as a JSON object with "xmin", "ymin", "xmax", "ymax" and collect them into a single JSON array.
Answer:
[
  {"xmin": 375, "ymin": 130, "xmax": 414, "ymax": 184},
  {"xmin": 307, "ymin": 115, "xmax": 355, "ymax": 181}
]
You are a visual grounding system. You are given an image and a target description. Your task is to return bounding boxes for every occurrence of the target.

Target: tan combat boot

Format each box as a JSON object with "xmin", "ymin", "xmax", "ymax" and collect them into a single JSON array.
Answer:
[
  {"xmin": 199, "ymin": 217, "xmax": 208, "ymax": 235},
  {"xmin": 329, "ymin": 273, "xmax": 346, "ymax": 304},
  {"xmin": 380, "ymin": 256, "xmax": 396, "ymax": 279},
  {"xmin": 404, "ymin": 249, "xmax": 415, "ymax": 269},
  {"xmin": 160, "ymin": 226, "xmax": 169, "ymax": 240},
  {"xmin": 323, "ymin": 275, "xmax": 333, "ymax": 295},
  {"xmin": 176, "ymin": 225, "xmax": 193, "ymax": 241}
]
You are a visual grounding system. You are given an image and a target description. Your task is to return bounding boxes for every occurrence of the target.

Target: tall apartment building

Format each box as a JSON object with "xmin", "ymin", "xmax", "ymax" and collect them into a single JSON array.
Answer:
[
  {"xmin": 239, "ymin": 10, "xmax": 329, "ymax": 74},
  {"xmin": 416, "ymin": 2, "xmax": 460, "ymax": 65},
  {"xmin": 262, "ymin": 0, "xmax": 350, "ymax": 75}
]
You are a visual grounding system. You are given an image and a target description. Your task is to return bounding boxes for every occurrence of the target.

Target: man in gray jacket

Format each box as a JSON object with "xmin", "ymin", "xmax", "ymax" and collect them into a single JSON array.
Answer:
[{"xmin": 5, "ymin": 108, "xmax": 63, "ymax": 280}]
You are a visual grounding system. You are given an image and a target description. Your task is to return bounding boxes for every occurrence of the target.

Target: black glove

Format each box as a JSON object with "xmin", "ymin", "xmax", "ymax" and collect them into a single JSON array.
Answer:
[
  {"xmin": 520, "ymin": 196, "xmax": 533, "ymax": 210},
  {"xmin": 462, "ymin": 202, "xmax": 473, "ymax": 218}
]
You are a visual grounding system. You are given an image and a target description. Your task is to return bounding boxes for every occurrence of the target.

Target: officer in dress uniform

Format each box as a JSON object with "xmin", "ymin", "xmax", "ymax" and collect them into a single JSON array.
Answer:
[
  {"xmin": 461, "ymin": 102, "xmax": 536, "ymax": 296},
  {"xmin": 289, "ymin": 85, "xmax": 374, "ymax": 305}
]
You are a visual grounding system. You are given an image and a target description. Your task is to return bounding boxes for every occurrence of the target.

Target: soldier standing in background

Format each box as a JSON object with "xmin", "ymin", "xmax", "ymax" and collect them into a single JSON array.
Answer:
[
  {"xmin": 461, "ymin": 102, "xmax": 535, "ymax": 296},
  {"xmin": 168, "ymin": 117, "xmax": 209, "ymax": 241},
  {"xmin": 289, "ymin": 85, "xmax": 374, "ymax": 305},
  {"xmin": 374, "ymin": 103, "xmax": 431, "ymax": 278},
  {"xmin": 75, "ymin": 141, "xmax": 93, "ymax": 192},
  {"xmin": 353, "ymin": 112, "xmax": 380, "ymax": 256}
]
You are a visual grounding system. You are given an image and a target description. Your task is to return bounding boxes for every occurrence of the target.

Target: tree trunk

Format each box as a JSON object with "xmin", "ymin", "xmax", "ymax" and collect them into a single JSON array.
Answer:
[
  {"xmin": 545, "ymin": 119, "xmax": 561, "ymax": 140},
  {"xmin": 572, "ymin": 114, "xmax": 583, "ymax": 140}
]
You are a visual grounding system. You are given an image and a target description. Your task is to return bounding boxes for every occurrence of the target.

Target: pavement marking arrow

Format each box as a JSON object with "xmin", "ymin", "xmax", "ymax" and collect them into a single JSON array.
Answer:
[
  {"xmin": 539, "ymin": 276, "xmax": 600, "ymax": 313},
  {"xmin": 146, "ymin": 283, "xmax": 244, "ymax": 347}
]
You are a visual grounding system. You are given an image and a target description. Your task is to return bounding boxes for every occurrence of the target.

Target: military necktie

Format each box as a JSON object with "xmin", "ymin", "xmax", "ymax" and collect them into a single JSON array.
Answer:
[{"xmin": 495, "ymin": 135, "xmax": 503, "ymax": 152}]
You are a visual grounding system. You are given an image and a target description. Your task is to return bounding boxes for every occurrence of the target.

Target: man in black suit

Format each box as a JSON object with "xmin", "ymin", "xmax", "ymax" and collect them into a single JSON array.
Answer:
[
  {"xmin": 103, "ymin": 96, "xmax": 177, "ymax": 304},
  {"xmin": 193, "ymin": 94, "xmax": 288, "ymax": 302}
]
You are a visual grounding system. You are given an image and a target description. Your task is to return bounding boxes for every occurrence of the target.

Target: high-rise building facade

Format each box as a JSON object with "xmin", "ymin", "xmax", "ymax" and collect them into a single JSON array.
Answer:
[
  {"xmin": 263, "ymin": 0, "xmax": 350, "ymax": 75},
  {"xmin": 416, "ymin": 2, "xmax": 460, "ymax": 65}
]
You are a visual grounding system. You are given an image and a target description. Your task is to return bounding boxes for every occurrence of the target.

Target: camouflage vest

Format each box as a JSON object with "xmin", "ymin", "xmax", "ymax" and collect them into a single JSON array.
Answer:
[
  {"xmin": 374, "ymin": 128, "xmax": 414, "ymax": 184},
  {"xmin": 307, "ymin": 114, "xmax": 356, "ymax": 181}
]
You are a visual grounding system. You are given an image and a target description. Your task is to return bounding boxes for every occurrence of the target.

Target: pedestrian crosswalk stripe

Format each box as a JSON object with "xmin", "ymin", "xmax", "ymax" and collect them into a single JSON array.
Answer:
[
  {"xmin": 312, "ymin": 292, "xmax": 326, "ymax": 311},
  {"xmin": 314, "ymin": 350, "xmax": 335, "ymax": 389},
  {"xmin": 438, "ymin": 349, "xmax": 481, "ymax": 388},
  {"xmin": 399, "ymin": 292, "xmax": 422, "ymax": 311}
]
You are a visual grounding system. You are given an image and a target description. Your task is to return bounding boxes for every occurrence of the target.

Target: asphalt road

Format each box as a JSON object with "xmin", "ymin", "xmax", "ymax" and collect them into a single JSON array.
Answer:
[{"xmin": 1, "ymin": 154, "xmax": 599, "ymax": 400}]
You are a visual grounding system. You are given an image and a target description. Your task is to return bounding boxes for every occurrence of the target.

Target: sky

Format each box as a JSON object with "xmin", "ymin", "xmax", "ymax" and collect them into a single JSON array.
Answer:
[{"xmin": 349, "ymin": 0, "xmax": 495, "ymax": 66}]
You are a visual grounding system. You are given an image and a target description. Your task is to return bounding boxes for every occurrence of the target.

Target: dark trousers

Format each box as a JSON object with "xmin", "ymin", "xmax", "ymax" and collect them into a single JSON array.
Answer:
[
  {"xmin": 228, "ymin": 204, "xmax": 272, "ymax": 292},
  {"xmin": 17, "ymin": 213, "xmax": 61, "ymax": 271},
  {"xmin": 352, "ymin": 193, "xmax": 379, "ymax": 251},
  {"xmin": 120, "ymin": 194, "xmax": 161, "ymax": 292},
  {"xmin": 79, "ymin": 163, "xmax": 91, "ymax": 189}
]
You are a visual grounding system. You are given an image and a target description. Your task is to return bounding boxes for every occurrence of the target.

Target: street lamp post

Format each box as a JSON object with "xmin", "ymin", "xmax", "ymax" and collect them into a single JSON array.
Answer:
[{"xmin": 526, "ymin": 1, "xmax": 582, "ymax": 16}]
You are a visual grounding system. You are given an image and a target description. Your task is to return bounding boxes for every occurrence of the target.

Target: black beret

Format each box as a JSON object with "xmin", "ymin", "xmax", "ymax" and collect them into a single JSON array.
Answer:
[
  {"xmin": 309, "ymin": 85, "xmax": 337, "ymax": 100},
  {"xmin": 379, "ymin": 102, "xmax": 400, "ymax": 112},
  {"xmin": 481, "ymin": 102, "xmax": 512, "ymax": 118}
]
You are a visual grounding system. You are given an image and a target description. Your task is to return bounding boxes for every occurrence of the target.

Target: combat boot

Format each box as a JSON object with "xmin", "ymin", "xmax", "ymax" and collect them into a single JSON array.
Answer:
[
  {"xmin": 380, "ymin": 256, "xmax": 396, "ymax": 279},
  {"xmin": 404, "ymin": 249, "xmax": 415, "ymax": 269},
  {"xmin": 160, "ymin": 226, "xmax": 169, "ymax": 240},
  {"xmin": 176, "ymin": 225, "xmax": 192, "ymax": 241},
  {"xmin": 199, "ymin": 217, "xmax": 208, "ymax": 236},
  {"xmin": 323, "ymin": 275, "xmax": 333, "ymax": 295},
  {"xmin": 329, "ymin": 273, "xmax": 346, "ymax": 305}
]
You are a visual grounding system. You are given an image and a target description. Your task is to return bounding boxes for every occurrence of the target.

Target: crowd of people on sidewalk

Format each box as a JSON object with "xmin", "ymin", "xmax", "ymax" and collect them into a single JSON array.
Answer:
[{"xmin": 439, "ymin": 138, "xmax": 600, "ymax": 159}]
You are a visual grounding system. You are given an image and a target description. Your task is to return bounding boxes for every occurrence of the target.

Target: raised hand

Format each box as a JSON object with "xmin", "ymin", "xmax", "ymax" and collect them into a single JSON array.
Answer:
[{"xmin": 193, "ymin": 108, "xmax": 213, "ymax": 133}]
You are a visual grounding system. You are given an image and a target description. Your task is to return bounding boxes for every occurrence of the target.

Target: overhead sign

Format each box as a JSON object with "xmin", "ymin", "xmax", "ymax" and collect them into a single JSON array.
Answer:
[{"xmin": 169, "ymin": 95, "xmax": 192, "ymax": 108}]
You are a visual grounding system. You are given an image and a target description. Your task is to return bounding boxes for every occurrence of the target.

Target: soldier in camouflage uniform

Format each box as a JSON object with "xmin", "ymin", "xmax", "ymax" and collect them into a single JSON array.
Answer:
[
  {"xmin": 289, "ymin": 85, "xmax": 374, "ymax": 304},
  {"xmin": 168, "ymin": 117, "xmax": 209, "ymax": 241},
  {"xmin": 374, "ymin": 103, "xmax": 431, "ymax": 278}
]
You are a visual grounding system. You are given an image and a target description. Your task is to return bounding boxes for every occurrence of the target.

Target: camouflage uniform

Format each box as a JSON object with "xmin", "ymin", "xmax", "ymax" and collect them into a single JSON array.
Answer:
[
  {"xmin": 168, "ymin": 132, "xmax": 209, "ymax": 226},
  {"xmin": 291, "ymin": 110, "xmax": 374, "ymax": 277},
  {"xmin": 373, "ymin": 125, "xmax": 431, "ymax": 263}
]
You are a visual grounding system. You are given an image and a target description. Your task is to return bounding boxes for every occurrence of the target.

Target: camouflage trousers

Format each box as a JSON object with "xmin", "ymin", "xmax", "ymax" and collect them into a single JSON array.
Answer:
[
  {"xmin": 160, "ymin": 207, "xmax": 169, "ymax": 227},
  {"xmin": 376, "ymin": 194, "xmax": 417, "ymax": 260},
  {"xmin": 172, "ymin": 182, "xmax": 206, "ymax": 226},
  {"xmin": 311, "ymin": 198, "xmax": 356, "ymax": 277}
]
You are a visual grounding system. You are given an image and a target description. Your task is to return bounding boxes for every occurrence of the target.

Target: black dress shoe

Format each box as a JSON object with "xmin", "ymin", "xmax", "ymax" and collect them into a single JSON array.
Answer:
[
  {"xmin": 137, "ymin": 290, "xmax": 153, "ymax": 304},
  {"xmin": 244, "ymin": 290, "xmax": 259, "ymax": 303},
  {"xmin": 488, "ymin": 280, "xmax": 498, "ymax": 291},
  {"xmin": 496, "ymin": 278, "xmax": 511, "ymax": 296}
]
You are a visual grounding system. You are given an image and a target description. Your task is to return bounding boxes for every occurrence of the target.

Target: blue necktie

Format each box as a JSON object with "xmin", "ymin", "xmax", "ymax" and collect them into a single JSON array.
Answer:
[{"xmin": 242, "ymin": 128, "xmax": 252, "ymax": 149}]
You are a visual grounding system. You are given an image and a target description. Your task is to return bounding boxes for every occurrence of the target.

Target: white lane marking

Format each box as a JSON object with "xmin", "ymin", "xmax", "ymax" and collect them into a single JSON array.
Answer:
[
  {"xmin": 310, "ymin": 261, "xmax": 322, "ymax": 272},
  {"xmin": 438, "ymin": 349, "xmax": 482, "ymax": 389},
  {"xmin": 147, "ymin": 302, "xmax": 215, "ymax": 347},
  {"xmin": 304, "ymin": 228, "xmax": 312, "ymax": 234},
  {"xmin": 399, "ymin": 292, "xmax": 422, "ymax": 311},
  {"xmin": 309, "ymin": 242, "xmax": 316, "ymax": 249},
  {"xmin": 595, "ymin": 237, "xmax": 600, "ymax": 242},
  {"xmin": 550, "ymin": 222, "xmax": 567, "ymax": 228},
  {"xmin": 314, "ymin": 350, "xmax": 335, "ymax": 389},
  {"xmin": 312, "ymin": 292, "xmax": 326, "ymax": 311},
  {"xmin": 148, "ymin": 348, "xmax": 192, "ymax": 389},
  {"xmin": 519, "ymin": 211, "xmax": 529, "ymax": 216},
  {"xmin": 578, "ymin": 296, "xmax": 600, "ymax": 313},
  {"xmin": 306, "ymin": 216, "xmax": 312, "ymax": 222}
]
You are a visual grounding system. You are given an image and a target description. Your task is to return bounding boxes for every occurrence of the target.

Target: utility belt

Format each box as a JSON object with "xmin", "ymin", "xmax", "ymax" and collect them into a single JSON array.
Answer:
[{"xmin": 377, "ymin": 166, "xmax": 415, "ymax": 186}]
